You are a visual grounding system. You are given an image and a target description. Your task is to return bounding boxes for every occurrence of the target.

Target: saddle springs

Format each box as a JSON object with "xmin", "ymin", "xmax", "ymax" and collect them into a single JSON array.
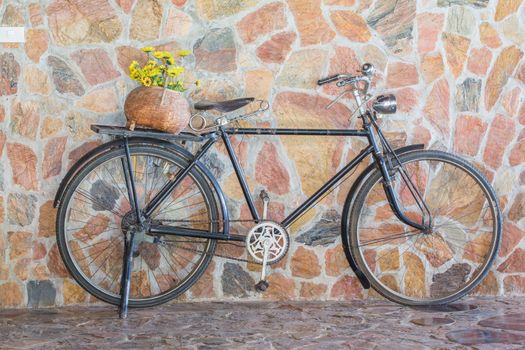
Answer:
[{"xmin": 189, "ymin": 99, "xmax": 269, "ymax": 133}]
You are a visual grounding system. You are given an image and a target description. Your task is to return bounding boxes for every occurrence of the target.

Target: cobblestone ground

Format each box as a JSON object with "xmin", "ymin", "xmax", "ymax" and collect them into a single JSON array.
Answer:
[{"xmin": 2, "ymin": 297, "xmax": 525, "ymax": 349}]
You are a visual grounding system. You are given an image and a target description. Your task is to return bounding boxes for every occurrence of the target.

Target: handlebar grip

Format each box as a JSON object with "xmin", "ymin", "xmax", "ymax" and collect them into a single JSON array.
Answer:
[{"xmin": 317, "ymin": 75, "xmax": 339, "ymax": 86}]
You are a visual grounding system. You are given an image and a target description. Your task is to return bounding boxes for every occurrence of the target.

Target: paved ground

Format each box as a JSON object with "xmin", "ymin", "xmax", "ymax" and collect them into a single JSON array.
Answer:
[{"xmin": 1, "ymin": 298, "xmax": 525, "ymax": 349}]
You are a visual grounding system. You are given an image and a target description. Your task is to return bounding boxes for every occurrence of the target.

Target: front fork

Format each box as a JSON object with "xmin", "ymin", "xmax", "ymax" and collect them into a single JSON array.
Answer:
[
  {"xmin": 380, "ymin": 163, "xmax": 429, "ymax": 232},
  {"xmin": 366, "ymin": 117, "xmax": 431, "ymax": 232}
]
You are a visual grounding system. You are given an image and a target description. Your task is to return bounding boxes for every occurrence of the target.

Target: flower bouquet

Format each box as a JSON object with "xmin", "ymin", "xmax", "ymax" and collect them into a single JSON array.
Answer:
[{"xmin": 123, "ymin": 47, "xmax": 198, "ymax": 134}]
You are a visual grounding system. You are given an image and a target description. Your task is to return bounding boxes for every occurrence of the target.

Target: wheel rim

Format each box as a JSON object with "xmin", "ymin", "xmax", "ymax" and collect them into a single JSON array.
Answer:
[
  {"xmin": 62, "ymin": 151, "xmax": 216, "ymax": 302},
  {"xmin": 354, "ymin": 155, "xmax": 499, "ymax": 303}
]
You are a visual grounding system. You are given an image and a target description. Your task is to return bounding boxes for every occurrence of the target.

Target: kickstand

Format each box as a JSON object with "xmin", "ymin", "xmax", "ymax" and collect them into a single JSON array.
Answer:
[{"xmin": 119, "ymin": 232, "xmax": 135, "ymax": 319}]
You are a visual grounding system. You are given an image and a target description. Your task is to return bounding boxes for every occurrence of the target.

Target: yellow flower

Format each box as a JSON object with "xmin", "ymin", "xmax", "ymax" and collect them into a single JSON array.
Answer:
[
  {"xmin": 195, "ymin": 80, "xmax": 201, "ymax": 88},
  {"xmin": 130, "ymin": 49, "xmax": 193, "ymax": 91},
  {"xmin": 130, "ymin": 71, "xmax": 141, "ymax": 80},
  {"xmin": 177, "ymin": 50, "xmax": 192, "ymax": 57},
  {"xmin": 167, "ymin": 80, "xmax": 185, "ymax": 92},
  {"xmin": 167, "ymin": 66, "xmax": 184, "ymax": 77},
  {"xmin": 149, "ymin": 67, "xmax": 162, "ymax": 76},
  {"xmin": 162, "ymin": 51, "xmax": 174, "ymax": 59},
  {"xmin": 142, "ymin": 77, "xmax": 152, "ymax": 87},
  {"xmin": 128, "ymin": 60, "xmax": 139, "ymax": 71}
]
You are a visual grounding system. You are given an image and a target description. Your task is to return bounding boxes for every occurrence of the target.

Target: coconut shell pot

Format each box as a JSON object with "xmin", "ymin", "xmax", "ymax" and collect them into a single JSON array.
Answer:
[{"xmin": 124, "ymin": 86, "xmax": 191, "ymax": 134}]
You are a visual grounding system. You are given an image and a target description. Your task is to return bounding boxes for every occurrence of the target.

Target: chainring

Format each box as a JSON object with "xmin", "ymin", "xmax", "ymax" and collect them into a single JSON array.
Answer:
[{"xmin": 246, "ymin": 221, "xmax": 289, "ymax": 264}]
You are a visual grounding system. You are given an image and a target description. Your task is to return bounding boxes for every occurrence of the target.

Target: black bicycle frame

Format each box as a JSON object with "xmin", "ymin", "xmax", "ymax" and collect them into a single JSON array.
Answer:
[
  {"xmin": 111, "ymin": 120, "xmax": 428, "ymax": 318},
  {"xmin": 145, "ymin": 120, "xmax": 427, "ymax": 242}
]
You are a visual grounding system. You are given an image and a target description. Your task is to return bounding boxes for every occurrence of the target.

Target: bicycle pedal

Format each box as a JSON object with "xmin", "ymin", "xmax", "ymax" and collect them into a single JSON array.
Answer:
[
  {"xmin": 260, "ymin": 190, "xmax": 270, "ymax": 220},
  {"xmin": 255, "ymin": 281, "xmax": 268, "ymax": 292},
  {"xmin": 255, "ymin": 280, "xmax": 269, "ymax": 292}
]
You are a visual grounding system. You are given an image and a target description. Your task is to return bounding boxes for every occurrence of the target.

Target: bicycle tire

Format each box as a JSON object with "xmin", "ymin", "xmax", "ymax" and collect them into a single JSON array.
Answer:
[
  {"xmin": 347, "ymin": 150, "xmax": 502, "ymax": 306},
  {"xmin": 56, "ymin": 143, "xmax": 221, "ymax": 307}
]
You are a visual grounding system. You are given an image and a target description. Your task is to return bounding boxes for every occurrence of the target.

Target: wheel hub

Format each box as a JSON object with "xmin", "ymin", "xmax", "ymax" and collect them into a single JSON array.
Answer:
[
  {"xmin": 121, "ymin": 211, "xmax": 137, "ymax": 232},
  {"xmin": 120, "ymin": 211, "xmax": 154, "ymax": 244}
]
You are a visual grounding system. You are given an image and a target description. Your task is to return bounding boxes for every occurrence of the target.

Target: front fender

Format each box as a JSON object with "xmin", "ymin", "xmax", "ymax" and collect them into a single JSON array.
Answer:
[{"xmin": 340, "ymin": 144, "xmax": 424, "ymax": 289}]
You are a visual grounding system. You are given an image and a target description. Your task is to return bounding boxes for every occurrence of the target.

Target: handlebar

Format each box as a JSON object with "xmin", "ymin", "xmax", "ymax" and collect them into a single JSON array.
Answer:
[
  {"xmin": 318, "ymin": 63, "xmax": 376, "ymax": 115},
  {"xmin": 318, "ymin": 74, "xmax": 371, "ymax": 96},
  {"xmin": 317, "ymin": 63, "xmax": 375, "ymax": 91},
  {"xmin": 317, "ymin": 74, "xmax": 344, "ymax": 86}
]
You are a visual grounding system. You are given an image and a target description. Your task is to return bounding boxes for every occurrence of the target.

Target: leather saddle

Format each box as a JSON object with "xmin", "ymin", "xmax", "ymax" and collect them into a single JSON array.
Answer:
[{"xmin": 194, "ymin": 97, "xmax": 255, "ymax": 113}]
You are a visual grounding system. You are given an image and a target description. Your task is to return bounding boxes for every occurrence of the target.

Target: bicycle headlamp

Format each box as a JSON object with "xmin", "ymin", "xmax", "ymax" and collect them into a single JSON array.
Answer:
[{"xmin": 373, "ymin": 94, "xmax": 397, "ymax": 114}]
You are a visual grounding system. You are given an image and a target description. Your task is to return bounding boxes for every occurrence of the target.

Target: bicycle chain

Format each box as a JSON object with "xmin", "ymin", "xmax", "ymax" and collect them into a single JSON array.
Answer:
[
  {"xmin": 156, "ymin": 218, "xmax": 260, "ymax": 264},
  {"xmin": 157, "ymin": 219, "xmax": 257, "ymax": 224},
  {"xmin": 167, "ymin": 241, "xmax": 257, "ymax": 264}
]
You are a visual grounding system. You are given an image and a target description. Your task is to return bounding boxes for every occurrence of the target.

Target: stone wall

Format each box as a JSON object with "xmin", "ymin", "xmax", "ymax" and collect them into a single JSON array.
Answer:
[{"xmin": 0, "ymin": 0, "xmax": 524, "ymax": 308}]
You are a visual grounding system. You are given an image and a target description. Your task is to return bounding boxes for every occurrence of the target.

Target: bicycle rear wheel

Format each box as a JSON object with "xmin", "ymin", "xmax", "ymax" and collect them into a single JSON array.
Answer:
[
  {"xmin": 56, "ymin": 144, "xmax": 220, "ymax": 307},
  {"xmin": 348, "ymin": 150, "xmax": 501, "ymax": 306}
]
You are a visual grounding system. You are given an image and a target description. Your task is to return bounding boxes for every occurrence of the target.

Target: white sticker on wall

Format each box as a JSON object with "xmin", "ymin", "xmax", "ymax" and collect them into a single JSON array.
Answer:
[{"xmin": 0, "ymin": 27, "xmax": 25, "ymax": 43}]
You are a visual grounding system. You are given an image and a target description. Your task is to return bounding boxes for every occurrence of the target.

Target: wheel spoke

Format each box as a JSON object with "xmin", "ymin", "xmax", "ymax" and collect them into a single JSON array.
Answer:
[
  {"xmin": 358, "ymin": 230, "xmax": 422, "ymax": 247},
  {"xmin": 75, "ymin": 189, "xmax": 124, "ymax": 218},
  {"xmin": 154, "ymin": 191, "xmax": 202, "ymax": 217},
  {"xmin": 155, "ymin": 200, "xmax": 206, "ymax": 215}
]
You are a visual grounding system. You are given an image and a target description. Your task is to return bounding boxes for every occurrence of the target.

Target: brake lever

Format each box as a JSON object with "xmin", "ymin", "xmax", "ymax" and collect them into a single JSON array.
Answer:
[
  {"xmin": 325, "ymin": 91, "xmax": 374, "ymax": 122},
  {"xmin": 325, "ymin": 89, "xmax": 352, "ymax": 109}
]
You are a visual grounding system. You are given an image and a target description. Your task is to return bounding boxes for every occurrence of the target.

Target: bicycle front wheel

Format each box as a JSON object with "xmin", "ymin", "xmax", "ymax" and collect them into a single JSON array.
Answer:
[
  {"xmin": 348, "ymin": 150, "xmax": 501, "ymax": 306},
  {"xmin": 56, "ymin": 143, "xmax": 220, "ymax": 307}
]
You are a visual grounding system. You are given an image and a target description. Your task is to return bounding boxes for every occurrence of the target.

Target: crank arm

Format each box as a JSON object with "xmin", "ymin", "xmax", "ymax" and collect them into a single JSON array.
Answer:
[{"xmin": 255, "ymin": 239, "xmax": 271, "ymax": 292}]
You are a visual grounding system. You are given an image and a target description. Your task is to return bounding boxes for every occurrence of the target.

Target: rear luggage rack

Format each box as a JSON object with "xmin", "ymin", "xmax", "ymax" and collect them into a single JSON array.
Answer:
[{"xmin": 91, "ymin": 124, "xmax": 205, "ymax": 142}]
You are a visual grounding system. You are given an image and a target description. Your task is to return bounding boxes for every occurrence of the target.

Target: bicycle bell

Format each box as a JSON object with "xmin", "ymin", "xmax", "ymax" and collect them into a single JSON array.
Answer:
[
  {"xmin": 361, "ymin": 63, "xmax": 375, "ymax": 76},
  {"xmin": 373, "ymin": 94, "xmax": 397, "ymax": 114}
]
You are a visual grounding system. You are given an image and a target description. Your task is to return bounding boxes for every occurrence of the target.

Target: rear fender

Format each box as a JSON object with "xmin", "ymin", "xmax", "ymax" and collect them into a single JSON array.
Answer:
[{"xmin": 54, "ymin": 137, "xmax": 230, "ymax": 235}]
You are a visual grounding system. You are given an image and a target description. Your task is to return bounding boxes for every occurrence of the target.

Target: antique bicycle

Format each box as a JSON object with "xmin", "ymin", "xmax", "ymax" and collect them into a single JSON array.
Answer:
[{"xmin": 54, "ymin": 63, "xmax": 502, "ymax": 318}]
